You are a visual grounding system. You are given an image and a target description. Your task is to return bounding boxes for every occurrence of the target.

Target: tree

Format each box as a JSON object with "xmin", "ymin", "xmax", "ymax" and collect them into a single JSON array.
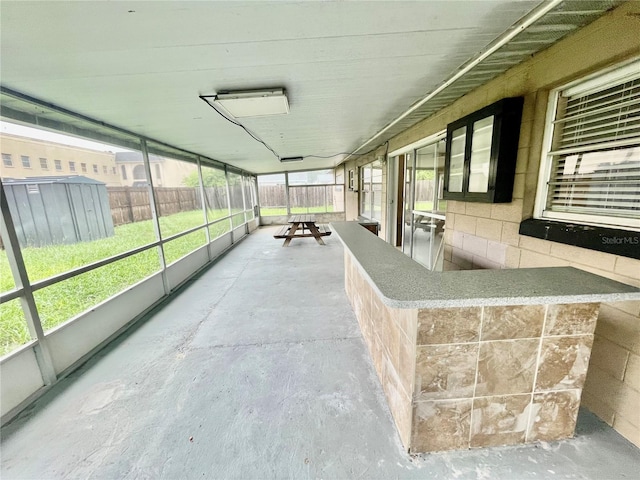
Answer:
[
  {"xmin": 415, "ymin": 169, "xmax": 435, "ymax": 181},
  {"xmin": 182, "ymin": 169, "xmax": 227, "ymax": 187}
]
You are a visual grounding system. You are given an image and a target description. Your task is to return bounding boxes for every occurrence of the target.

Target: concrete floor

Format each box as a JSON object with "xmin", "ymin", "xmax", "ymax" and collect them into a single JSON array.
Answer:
[{"xmin": 2, "ymin": 226, "xmax": 639, "ymax": 479}]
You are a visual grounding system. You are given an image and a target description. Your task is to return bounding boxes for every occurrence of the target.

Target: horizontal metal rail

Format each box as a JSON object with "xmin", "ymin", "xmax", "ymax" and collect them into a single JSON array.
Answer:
[{"xmin": 2, "ymin": 210, "xmax": 252, "ymax": 295}]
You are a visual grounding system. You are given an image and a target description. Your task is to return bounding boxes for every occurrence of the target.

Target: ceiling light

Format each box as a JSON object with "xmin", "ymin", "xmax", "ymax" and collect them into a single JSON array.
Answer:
[
  {"xmin": 201, "ymin": 88, "xmax": 289, "ymax": 118},
  {"xmin": 279, "ymin": 156, "xmax": 303, "ymax": 163}
]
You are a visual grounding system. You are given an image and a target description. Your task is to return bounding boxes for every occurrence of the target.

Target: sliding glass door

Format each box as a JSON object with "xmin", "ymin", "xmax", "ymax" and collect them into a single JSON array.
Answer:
[{"xmin": 401, "ymin": 138, "xmax": 446, "ymax": 270}]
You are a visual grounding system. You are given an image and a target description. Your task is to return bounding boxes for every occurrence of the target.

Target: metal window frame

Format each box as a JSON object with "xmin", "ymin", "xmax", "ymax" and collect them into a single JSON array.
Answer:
[
  {"xmin": 0, "ymin": 127, "xmax": 257, "ymax": 363},
  {"xmin": 534, "ymin": 59, "xmax": 640, "ymax": 231}
]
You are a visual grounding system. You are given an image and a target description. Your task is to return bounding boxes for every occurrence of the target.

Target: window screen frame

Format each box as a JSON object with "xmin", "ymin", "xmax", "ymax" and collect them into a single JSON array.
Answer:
[{"xmin": 534, "ymin": 59, "xmax": 640, "ymax": 231}]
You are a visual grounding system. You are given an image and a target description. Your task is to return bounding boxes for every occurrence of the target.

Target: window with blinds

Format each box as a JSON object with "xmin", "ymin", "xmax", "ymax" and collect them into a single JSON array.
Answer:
[{"xmin": 539, "ymin": 60, "xmax": 640, "ymax": 230}]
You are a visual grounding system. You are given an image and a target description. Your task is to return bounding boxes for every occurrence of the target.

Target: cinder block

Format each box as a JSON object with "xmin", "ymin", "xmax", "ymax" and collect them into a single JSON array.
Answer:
[
  {"xmin": 453, "ymin": 230, "xmax": 465, "ymax": 249},
  {"xmin": 444, "ymin": 245, "xmax": 453, "ymax": 262},
  {"xmin": 613, "ymin": 415, "xmax": 640, "ymax": 448},
  {"xmin": 447, "ymin": 213, "xmax": 456, "ymax": 231},
  {"xmin": 454, "ymin": 215, "xmax": 477, "ymax": 235},
  {"xmin": 624, "ymin": 353, "xmax": 640, "ymax": 392},
  {"xmin": 486, "ymin": 241, "xmax": 507, "ymax": 265},
  {"xmin": 512, "ymin": 173, "xmax": 526, "ymax": 199},
  {"xmin": 443, "ymin": 228, "xmax": 454, "ymax": 246},
  {"xmin": 465, "ymin": 203, "xmax": 492, "ymax": 218},
  {"xmin": 519, "ymin": 250, "xmax": 570, "ymax": 268},
  {"xmin": 472, "ymin": 256, "xmax": 502, "ymax": 270},
  {"xmin": 581, "ymin": 390, "xmax": 615, "ymax": 425},
  {"xmin": 501, "ymin": 221, "xmax": 520, "ymax": 246},
  {"xmin": 519, "ymin": 235, "xmax": 551, "ymax": 255},
  {"xmin": 476, "ymin": 218, "xmax": 503, "ymax": 241},
  {"xmin": 505, "ymin": 246, "xmax": 522, "ymax": 268},
  {"xmin": 613, "ymin": 384, "xmax": 640, "ymax": 429},
  {"xmin": 550, "ymin": 243, "xmax": 616, "ymax": 272},
  {"xmin": 452, "ymin": 247, "xmax": 473, "ymax": 270},
  {"xmin": 447, "ymin": 201, "xmax": 466, "ymax": 214},
  {"xmin": 583, "ymin": 365, "xmax": 623, "ymax": 411},
  {"xmin": 614, "ymin": 257, "xmax": 640, "ymax": 280},
  {"xmin": 515, "ymin": 148, "xmax": 529, "ymax": 174},
  {"xmin": 462, "ymin": 234, "xmax": 488, "ymax": 257},
  {"xmin": 521, "ymin": 92, "xmax": 538, "ymax": 124},
  {"xmin": 589, "ymin": 335, "xmax": 629, "ymax": 381},
  {"xmin": 490, "ymin": 200, "xmax": 524, "ymax": 222},
  {"xmin": 611, "ymin": 300, "xmax": 640, "ymax": 317},
  {"xmin": 595, "ymin": 304, "xmax": 640, "ymax": 356},
  {"xmin": 443, "ymin": 260, "xmax": 460, "ymax": 271},
  {"xmin": 518, "ymin": 113, "xmax": 533, "ymax": 150},
  {"xmin": 516, "ymin": 146, "xmax": 530, "ymax": 174},
  {"xmin": 521, "ymin": 174, "xmax": 536, "ymax": 218}
]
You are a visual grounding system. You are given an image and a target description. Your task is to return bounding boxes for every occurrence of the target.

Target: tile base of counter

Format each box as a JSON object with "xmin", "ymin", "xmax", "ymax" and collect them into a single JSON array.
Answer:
[{"xmin": 344, "ymin": 251, "xmax": 599, "ymax": 453}]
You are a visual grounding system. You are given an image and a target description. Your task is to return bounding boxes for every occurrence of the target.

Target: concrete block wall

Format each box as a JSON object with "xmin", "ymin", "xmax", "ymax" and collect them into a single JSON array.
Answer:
[{"xmin": 343, "ymin": 2, "xmax": 640, "ymax": 446}]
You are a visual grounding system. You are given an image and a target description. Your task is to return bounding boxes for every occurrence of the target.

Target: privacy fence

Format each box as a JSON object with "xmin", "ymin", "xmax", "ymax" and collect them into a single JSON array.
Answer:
[
  {"xmin": 108, "ymin": 185, "xmax": 234, "ymax": 226},
  {"xmin": 258, "ymin": 184, "xmax": 344, "ymax": 212}
]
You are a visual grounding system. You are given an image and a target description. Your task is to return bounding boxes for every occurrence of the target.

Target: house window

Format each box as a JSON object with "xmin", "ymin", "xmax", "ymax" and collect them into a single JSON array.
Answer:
[
  {"xmin": 40, "ymin": 158, "xmax": 48, "ymax": 169},
  {"xmin": 81, "ymin": 163, "xmax": 87, "ymax": 173},
  {"xmin": 133, "ymin": 164, "xmax": 145, "ymax": 180},
  {"xmin": 112, "ymin": 167, "xmax": 116, "ymax": 175},
  {"xmin": 121, "ymin": 165, "xmax": 128, "ymax": 180},
  {"xmin": 534, "ymin": 60, "xmax": 640, "ymax": 231},
  {"xmin": 69, "ymin": 161, "xmax": 76, "ymax": 172},
  {"xmin": 54, "ymin": 159, "xmax": 62, "ymax": 171},
  {"xmin": 360, "ymin": 160, "xmax": 383, "ymax": 222},
  {"xmin": 93, "ymin": 164, "xmax": 98, "ymax": 173},
  {"xmin": 21, "ymin": 155, "xmax": 31, "ymax": 168},
  {"xmin": 2, "ymin": 153, "xmax": 12, "ymax": 167},
  {"xmin": 103, "ymin": 165, "xmax": 108, "ymax": 174}
]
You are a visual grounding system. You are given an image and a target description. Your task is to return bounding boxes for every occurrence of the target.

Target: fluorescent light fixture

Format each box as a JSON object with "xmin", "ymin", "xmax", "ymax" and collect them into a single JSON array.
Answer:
[
  {"xmin": 280, "ymin": 156, "xmax": 303, "ymax": 163},
  {"xmin": 202, "ymin": 88, "xmax": 289, "ymax": 118}
]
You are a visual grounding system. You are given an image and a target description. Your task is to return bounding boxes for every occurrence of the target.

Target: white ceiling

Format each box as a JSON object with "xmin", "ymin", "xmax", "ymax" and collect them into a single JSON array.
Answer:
[{"xmin": 0, "ymin": 1, "xmax": 615, "ymax": 174}]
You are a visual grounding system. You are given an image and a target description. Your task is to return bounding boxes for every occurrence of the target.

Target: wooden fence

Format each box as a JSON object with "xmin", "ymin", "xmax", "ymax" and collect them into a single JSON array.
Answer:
[
  {"xmin": 414, "ymin": 180, "xmax": 436, "ymax": 204},
  {"xmin": 259, "ymin": 185, "xmax": 338, "ymax": 208},
  {"xmin": 257, "ymin": 185, "xmax": 287, "ymax": 207},
  {"xmin": 108, "ymin": 186, "xmax": 232, "ymax": 226}
]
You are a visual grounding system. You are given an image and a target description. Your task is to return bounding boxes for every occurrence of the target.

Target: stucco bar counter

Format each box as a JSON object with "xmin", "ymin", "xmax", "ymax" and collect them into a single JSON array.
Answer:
[{"xmin": 331, "ymin": 221, "xmax": 640, "ymax": 453}]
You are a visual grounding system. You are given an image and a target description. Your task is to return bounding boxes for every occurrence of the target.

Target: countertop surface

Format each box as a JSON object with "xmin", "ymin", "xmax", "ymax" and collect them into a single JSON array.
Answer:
[{"xmin": 331, "ymin": 221, "xmax": 640, "ymax": 308}]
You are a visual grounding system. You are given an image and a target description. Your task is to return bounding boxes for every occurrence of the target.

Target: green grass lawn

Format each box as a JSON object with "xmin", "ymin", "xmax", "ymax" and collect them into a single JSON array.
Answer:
[
  {"xmin": 0, "ymin": 209, "xmax": 234, "ymax": 357},
  {"xmin": 413, "ymin": 201, "xmax": 447, "ymax": 211}
]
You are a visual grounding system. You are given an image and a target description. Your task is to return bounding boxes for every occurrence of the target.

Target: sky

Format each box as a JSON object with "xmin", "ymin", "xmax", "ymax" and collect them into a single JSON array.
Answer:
[{"xmin": 0, "ymin": 121, "xmax": 127, "ymax": 152}]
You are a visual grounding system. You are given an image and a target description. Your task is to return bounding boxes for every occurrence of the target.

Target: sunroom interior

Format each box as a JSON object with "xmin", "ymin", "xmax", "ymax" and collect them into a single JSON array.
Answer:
[{"xmin": 1, "ymin": 1, "xmax": 639, "ymax": 477}]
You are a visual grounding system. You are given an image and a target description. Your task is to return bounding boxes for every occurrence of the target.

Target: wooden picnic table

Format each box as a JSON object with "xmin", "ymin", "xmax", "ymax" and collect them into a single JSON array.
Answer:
[{"xmin": 273, "ymin": 214, "xmax": 331, "ymax": 246}]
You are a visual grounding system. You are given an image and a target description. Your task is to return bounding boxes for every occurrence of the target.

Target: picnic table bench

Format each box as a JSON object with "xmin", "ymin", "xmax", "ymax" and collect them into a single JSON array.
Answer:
[{"xmin": 273, "ymin": 214, "xmax": 331, "ymax": 246}]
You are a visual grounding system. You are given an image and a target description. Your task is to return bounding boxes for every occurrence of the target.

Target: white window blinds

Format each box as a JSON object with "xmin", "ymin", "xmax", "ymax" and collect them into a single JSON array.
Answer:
[{"xmin": 543, "ymin": 62, "xmax": 640, "ymax": 227}]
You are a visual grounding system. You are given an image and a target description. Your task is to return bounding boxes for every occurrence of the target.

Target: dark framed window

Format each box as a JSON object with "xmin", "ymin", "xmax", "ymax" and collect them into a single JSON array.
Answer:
[{"xmin": 443, "ymin": 97, "xmax": 523, "ymax": 203}]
